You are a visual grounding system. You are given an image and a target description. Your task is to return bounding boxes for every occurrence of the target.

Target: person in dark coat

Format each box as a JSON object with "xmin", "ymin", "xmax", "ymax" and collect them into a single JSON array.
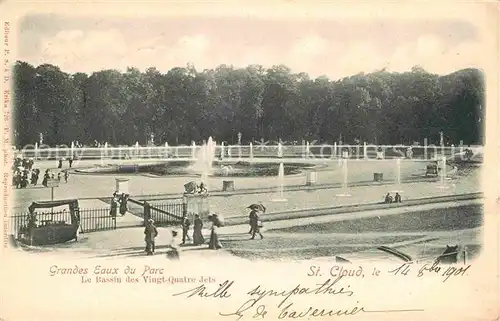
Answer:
[
  {"xmin": 144, "ymin": 219, "xmax": 158, "ymax": 255},
  {"xmin": 64, "ymin": 170, "xmax": 69, "ymax": 183},
  {"xmin": 20, "ymin": 172, "xmax": 28, "ymax": 188},
  {"xmin": 68, "ymin": 157, "xmax": 73, "ymax": 168},
  {"xmin": 181, "ymin": 214, "xmax": 191, "ymax": 245},
  {"xmin": 394, "ymin": 193, "xmax": 402, "ymax": 203},
  {"xmin": 58, "ymin": 159, "xmax": 63, "ymax": 169},
  {"xmin": 249, "ymin": 209, "xmax": 263, "ymax": 240},
  {"xmin": 248, "ymin": 210, "xmax": 255, "ymax": 234},
  {"xmin": 31, "ymin": 170, "xmax": 39, "ymax": 185},
  {"xmin": 119, "ymin": 193, "xmax": 128, "ymax": 216},
  {"xmin": 384, "ymin": 193, "xmax": 393, "ymax": 204},
  {"xmin": 42, "ymin": 170, "xmax": 49, "ymax": 187},
  {"xmin": 109, "ymin": 192, "xmax": 119, "ymax": 217}
]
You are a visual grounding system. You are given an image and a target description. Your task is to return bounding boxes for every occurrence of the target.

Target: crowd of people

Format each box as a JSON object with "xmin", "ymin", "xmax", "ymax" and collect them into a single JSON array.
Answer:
[
  {"xmin": 41, "ymin": 169, "xmax": 70, "ymax": 186},
  {"xmin": 12, "ymin": 157, "xmax": 40, "ymax": 188},
  {"xmin": 143, "ymin": 208, "xmax": 253, "ymax": 257},
  {"xmin": 12, "ymin": 156, "xmax": 74, "ymax": 189}
]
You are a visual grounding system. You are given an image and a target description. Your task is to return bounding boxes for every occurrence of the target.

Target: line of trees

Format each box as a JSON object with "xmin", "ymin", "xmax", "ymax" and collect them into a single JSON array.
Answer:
[{"xmin": 13, "ymin": 61, "xmax": 484, "ymax": 147}]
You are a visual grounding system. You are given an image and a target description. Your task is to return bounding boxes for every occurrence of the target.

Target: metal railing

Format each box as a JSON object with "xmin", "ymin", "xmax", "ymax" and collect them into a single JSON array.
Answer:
[
  {"xmin": 80, "ymin": 208, "xmax": 117, "ymax": 233},
  {"xmin": 128, "ymin": 197, "xmax": 184, "ymax": 226},
  {"xmin": 149, "ymin": 202, "xmax": 184, "ymax": 216},
  {"xmin": 148, "ymin": 205, "xmax": 183, "ymax": 227},
  {"xmin": 8, "ymin": 207, "xmax": 117, "ymax": 238},
  {"xmin": 17, "ymin": 143, "xmax": 482, "ymax": 160}
]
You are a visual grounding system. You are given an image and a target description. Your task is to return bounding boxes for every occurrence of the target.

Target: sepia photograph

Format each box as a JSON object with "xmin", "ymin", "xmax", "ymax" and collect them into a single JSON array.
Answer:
[
  {"xmin": 0, "ymin": 2, "xmax": 498, "ymax": 321},
  {"xmin": 8, "ymin": 9, "xmax": 485, "ymax": 263}
]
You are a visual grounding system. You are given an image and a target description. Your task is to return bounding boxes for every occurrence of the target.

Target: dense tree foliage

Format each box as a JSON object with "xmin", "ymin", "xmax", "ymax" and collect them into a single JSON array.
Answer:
[{"xmin": 12, "ymin": 61, "xmax": 484, "ymax": 147}]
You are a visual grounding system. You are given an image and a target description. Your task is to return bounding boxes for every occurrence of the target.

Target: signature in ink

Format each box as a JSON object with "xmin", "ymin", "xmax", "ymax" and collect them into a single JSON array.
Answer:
[
  {"xmin": 172, "ymin": 280, "xmax": 234, "ymax": 299},
  {"xmin": 219, "ymin": 299, "xmax": 268, "ymax": 320}
]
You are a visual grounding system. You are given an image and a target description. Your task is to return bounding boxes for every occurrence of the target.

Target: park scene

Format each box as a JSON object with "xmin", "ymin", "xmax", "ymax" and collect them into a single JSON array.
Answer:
[{"xmin": 8, "ymin": 15, "xmax": 484, "ymax": 264}]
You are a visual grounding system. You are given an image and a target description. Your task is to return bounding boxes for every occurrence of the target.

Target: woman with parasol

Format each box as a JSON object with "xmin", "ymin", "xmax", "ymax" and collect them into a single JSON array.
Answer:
[{"xmin": 247, "ymin": 203, "xmax": 266, "ymax": 235}]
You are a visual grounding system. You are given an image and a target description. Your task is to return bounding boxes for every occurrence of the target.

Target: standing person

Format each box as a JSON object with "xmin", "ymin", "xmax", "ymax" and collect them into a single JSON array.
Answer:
[
  {"xmin": 109, "ymin": 192, "xmax": 119, "ymax": 217},
  {"xmin": 68, "ymin": 157, "xmax": 73, "ymax": 168},
  {"xmin": 208, "ymin": 214, "xmax": 223, "ymax": 250},
  {"xmin": 31, "ymin": 169, "xmax": 39, "ymax": 186},
  {"xmin": 248, "ymin": 210, "xmax": 255, "ymax": 234},
  {"xmin": 192, "ymin": 214, "xmax": 205, "ymax": 245},
  {"xmin": 119, "ymin": 193, "xmax": 128, "ymax": 216},
  {"xmin": 14, "ymin": 171, "xmax": 21, "ymax": 189},
  {"xmin": 181, "ymin": 214, "xmax": 191, "ymax": 245},
  {"xmin": 58, "ymin": 158, "xmax": 63, "ymax": 169},
  {"xmin": 20, "ymin": 172, "xmax": 28, "ymax": 188},
  {"xmin": 42, "ymin": 170, "xmax": 49, "ymax": 187},
  {"xmin": 250, "ymin": 209, "xmax": 263, "ymax": 240},
  {"xmin": 144, "ymin": 219, "xmax": 158, "ymax": 255},
  {"xmin": 64, "ymin": 170, "xmax": 69, "ymax": 183}
]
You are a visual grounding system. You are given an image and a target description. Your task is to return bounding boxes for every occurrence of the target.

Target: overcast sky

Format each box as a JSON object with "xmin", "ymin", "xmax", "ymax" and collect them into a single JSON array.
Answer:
[{"xmin": 17, "ymin": 14, "xmax": 482, "ymax": 79}]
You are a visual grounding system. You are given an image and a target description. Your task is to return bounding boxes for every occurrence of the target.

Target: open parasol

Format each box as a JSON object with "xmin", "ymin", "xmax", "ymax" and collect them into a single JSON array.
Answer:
[{"xmin": 247, "ymin": 204, "xmax": 266, "ymax": 212}]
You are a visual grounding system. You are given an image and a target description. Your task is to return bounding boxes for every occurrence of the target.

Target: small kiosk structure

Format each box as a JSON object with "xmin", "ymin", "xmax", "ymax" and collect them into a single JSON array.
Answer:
[{"xmin": 18, "ymin": 199, "xmax": 81, "ymax": 246}]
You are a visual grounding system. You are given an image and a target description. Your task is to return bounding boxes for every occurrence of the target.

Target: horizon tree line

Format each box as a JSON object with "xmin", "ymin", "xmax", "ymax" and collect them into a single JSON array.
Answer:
[{"xmin": 12, "ymin": 61, "xmax": 484, "ymax": 147}]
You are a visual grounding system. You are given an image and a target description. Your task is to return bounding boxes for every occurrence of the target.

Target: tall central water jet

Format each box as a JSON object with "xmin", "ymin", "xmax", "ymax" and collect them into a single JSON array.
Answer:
[
  {"xmin": 336, "ymin": 158, "xmax": 351, "ymax": 197},
  {"xmin": 191, "ymin": 137, "xmax": 216, "ymax": 184},
  {"xmin": 271, "ymin": 163, "xmax": 287, "ymax": 202}
]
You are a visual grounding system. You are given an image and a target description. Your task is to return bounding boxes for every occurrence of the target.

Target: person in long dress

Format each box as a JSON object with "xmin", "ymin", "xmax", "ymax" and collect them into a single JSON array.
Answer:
[
  {"xmin": 208, "ymin": 214, "xmax": 222, "ymax": 250},
  {"xmin": 192, "ymin": 214, "xmax": 205, "ymax": 245}
]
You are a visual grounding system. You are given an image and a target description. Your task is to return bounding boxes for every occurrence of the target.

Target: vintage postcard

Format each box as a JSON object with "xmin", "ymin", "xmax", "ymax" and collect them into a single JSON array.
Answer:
[{"xmin": 0, "ymin": 1, "xmax": 498, "ymax": 320}]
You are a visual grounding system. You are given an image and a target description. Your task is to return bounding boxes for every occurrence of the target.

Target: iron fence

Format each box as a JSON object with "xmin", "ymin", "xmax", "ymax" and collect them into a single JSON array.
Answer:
[
  {"xmin": 9, "ymin": 210, "xmax": 71, "ymax": 238},
  {"xmin": 149, "ymin": 202, "xmax": 184, "ymax": 217},
  {"xmin": 148, "ymin": 207, "xmax": 183, "ymax": 227},
  {"xmin": 8, "ymin": 207, "xmax": 117, "ymax": 239},
  {"xmin": 80, "ymin": 208, "xmax": 117, "ymax": 233},
  {"xmin": 144, "ymin": 201, "xmax": 184, "ymax": 227}
]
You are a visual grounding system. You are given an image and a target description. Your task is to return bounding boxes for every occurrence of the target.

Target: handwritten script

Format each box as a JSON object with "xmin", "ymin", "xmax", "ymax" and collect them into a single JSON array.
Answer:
[{"xmin": 172, "ymin": 275, "xmax": 423, "ymax": 320}]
